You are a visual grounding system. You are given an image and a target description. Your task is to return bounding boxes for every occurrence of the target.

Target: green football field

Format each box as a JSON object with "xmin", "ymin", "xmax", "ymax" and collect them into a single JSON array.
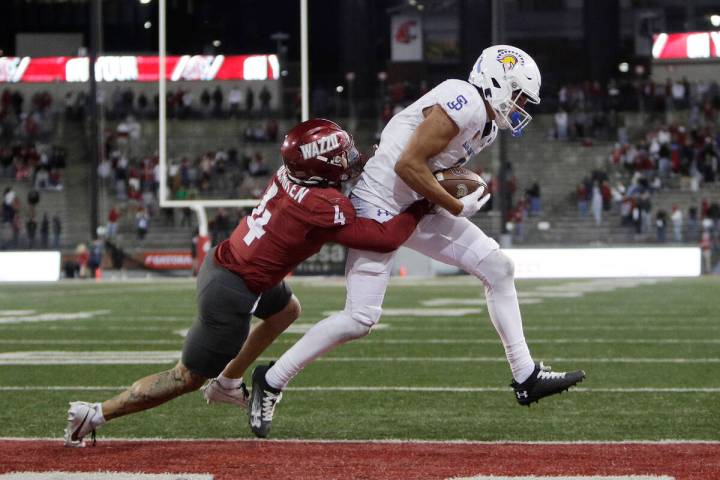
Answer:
[{"xmin": 0, "ymin": 276, "xmax": 718, "ymax": 442}]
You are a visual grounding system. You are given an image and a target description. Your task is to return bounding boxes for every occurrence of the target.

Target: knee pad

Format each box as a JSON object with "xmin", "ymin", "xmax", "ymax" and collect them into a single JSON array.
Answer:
[
  {"xmin": 328, "ymin": 305, "xmax": 381, "ymax": 342},
  {"xmin": 349, "ymin": 304, "xmax": 382, "ymax": 329},
  {"xmin": 476, "ymin": 250, "xmax": 516, "ymax": 293}
]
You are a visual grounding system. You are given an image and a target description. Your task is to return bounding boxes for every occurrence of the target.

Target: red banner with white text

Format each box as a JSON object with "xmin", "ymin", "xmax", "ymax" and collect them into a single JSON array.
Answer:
[
  {"xmin": 0, "ymin": 54, "xmax": 279, "ymax": 83},
  {"xmin": 652, "ymin": 31, "xmax": 720, "ymax": 60},
  {"xmin": 143, "ymin": 251, "xmax": 193, "ymax": 270}
]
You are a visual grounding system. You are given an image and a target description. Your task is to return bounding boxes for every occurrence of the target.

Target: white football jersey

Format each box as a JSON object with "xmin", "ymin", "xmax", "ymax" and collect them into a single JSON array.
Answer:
[{"xmin": 352, "ymin": 79, "xmax": 498, "ymax": 214}]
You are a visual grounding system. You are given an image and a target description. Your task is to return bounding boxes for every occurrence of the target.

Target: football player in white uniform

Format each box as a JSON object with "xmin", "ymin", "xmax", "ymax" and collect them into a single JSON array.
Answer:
[{"xmin": 248, "ymin": 45, "xmax": 586, "ymax": 438}]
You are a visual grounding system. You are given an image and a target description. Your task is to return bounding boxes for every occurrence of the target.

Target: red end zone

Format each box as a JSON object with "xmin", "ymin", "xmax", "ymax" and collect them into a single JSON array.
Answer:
[{"xmin": 1, "ymin": 440, "xmax": 718, "ymax": 479}]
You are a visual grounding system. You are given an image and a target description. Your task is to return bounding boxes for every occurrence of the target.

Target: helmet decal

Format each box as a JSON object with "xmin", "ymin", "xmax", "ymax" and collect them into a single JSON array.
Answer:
[
  {"xmin": 299, "ymin": 133, "xmax": 341, "ymax": 160},
  {"xmin": 496, "ymin": 49, "xmax": 525, "ymax": 72}
]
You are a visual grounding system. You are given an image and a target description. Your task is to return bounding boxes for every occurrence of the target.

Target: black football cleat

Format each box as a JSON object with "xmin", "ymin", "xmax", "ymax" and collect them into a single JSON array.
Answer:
[
  {"xmin": 511, "ymin": 362, "xmax": 585, "ymax": 406},
  {"xmin": 249, "ymin": 362, "xmax": 283, "ymax": 438}
]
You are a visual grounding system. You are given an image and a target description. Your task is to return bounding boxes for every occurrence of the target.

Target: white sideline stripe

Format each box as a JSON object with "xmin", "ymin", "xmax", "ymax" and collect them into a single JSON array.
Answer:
[
  {"xmin": 1, "ymin": 436, "xmax": 717, "ymax": 445},
  {"xmin": 1, "ymin": 351, "xmax": 718, "ymax": 365},
  {"xmin": 2, "ymin": 337, "xmax": 718, "ymax": 346},
  {"xmin": 1, "ymin": 385, "xmax": 718, "ymax": 393},
  {"xmin": 0, "ymin": 474, "xmax": 212, "ymax": 480},
  {"xmin": 0, "ymin": 310, "xmax": 35, "ymax": 315}
]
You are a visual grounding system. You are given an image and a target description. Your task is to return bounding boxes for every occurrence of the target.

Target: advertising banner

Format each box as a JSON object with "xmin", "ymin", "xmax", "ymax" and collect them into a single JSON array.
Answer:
[
  {"xmin": 0, "ymin": 54, "xmax": 279, "ymax": 83},
  {"xmin": 143, "ymin": 251, "xmax": 193, "ymax": 270},
  {"xmin": 652, "ymin": 31, "xmax": 720, "ymax": 60}
]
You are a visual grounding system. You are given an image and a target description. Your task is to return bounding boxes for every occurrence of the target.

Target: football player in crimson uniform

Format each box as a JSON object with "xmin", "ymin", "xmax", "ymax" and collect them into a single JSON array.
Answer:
[
  {"xmin": 64, "ymin": 119, "xmax": 430, "ymax": 447},
  {"xmin": 250, "ymin": 45, "xmax": 586, "ymax": 438}
]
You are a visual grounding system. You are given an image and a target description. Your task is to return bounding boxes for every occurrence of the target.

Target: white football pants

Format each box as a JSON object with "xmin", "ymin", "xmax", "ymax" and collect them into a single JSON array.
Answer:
[{"xmin": 265, "ymin": 198, "xmax": 535, "ymax": 390}]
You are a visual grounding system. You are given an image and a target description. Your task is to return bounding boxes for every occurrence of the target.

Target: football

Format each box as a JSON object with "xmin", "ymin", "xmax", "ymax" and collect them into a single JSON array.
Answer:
[{"xmin": 434, "ymin": 166, "xmax": 487, "ymax": 199}]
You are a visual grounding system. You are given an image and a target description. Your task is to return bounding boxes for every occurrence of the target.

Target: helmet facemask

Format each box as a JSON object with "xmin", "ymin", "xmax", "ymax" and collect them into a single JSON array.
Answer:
[
  {"xmin": 339, "ymin": 144, "xmax": 363, "ymax": 182},
  {"xmin": 494, "ymin": 90, "xmax": 539, "ymax": 137}
]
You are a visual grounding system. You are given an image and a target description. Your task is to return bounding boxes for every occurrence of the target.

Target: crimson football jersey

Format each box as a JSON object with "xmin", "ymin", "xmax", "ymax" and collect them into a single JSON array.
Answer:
[{"xmin": 216, "ymin": 167, "xmax": 426, "ymax": 293}]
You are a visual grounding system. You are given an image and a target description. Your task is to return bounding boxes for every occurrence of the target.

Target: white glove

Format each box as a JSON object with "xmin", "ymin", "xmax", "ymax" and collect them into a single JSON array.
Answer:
[{"xmin": 458, "ymin": 186, "xmax": 491, "ymax": 217}]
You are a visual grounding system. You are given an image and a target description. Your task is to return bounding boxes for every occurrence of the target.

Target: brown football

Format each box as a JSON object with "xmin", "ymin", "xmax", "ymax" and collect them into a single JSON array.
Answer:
[{"xmin": 434, "ymin": 166, "xmax": 486, "ymax": 199}]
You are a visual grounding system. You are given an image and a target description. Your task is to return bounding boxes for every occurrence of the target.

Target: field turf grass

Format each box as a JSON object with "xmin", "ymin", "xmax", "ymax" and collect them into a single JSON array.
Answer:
[{"xmin": 0, "ymin": 276, "xmax": 718, "ymax": 442}]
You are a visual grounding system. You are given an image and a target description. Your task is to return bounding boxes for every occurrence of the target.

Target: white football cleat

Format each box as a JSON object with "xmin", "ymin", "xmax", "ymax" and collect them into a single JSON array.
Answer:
[
  {"xmin": 64, "ymin": 401, "xmax": 100, "ymax": 447},
  {"xmin": 201, "ymin": 378, "xmax": 250, "ymax": 409}
]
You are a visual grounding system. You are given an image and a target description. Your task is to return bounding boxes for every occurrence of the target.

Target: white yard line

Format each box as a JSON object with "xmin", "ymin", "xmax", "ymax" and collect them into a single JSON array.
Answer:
[
  {"xmin": 0, "ymin": 310, "xmax": 111, "ymax": 324},
  {"xmin": 0, "ymin": 339, "xmax": 180, "ymax": 345},
  {"xmin": 376, "ymin": 325, "xmax": 719, "ymax": 332},
  {"xmin": 1, "ymin": 324, "xmax": 713, "ymax": 333},
  {"xmin": 421, "ymin": 298, "xmax": 544, "ymax": 306},
  {"xmin": 0, "ymin": 351, "xmax": 718, "ymax": 365},
  {"xmin": 322, "ymin": 308, "xmax": 485, "ymax": 317},
  {"xmin": 0, "ymin": 385, "xmax": 717, "ymax": 393},
  {"xmin": 1, "ymin": 337, "xmax": 717, "ymax": 346},
  {"xmin": 1, "ymin": 436, "xmax": 717, "ymax": 444}
]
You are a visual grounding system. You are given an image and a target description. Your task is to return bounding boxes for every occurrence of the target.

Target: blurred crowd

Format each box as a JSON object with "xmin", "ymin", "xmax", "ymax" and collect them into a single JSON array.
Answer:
[
  {"xmin": 1, "ymin": 184, "xmax": 63, "ymax": 250},
  {"xmin": 573, "ymin": 117, "xmax": 719, "ymax": 268},
  {"xmin": 63, "ymin": 84, "xmax": 275, "ymax": 121},
  {"xmin": 552, "ymin": 78, "xmax": 720, "ymax": 142},
  {"xmin": 0, "ymin": 89, "xmax": 56, "ymax": 142}
]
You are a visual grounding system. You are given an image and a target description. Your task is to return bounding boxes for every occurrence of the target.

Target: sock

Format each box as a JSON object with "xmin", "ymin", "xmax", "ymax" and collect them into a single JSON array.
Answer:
[
  {"xmin": 508, "ymin": 345, "xmax": 536, "ymax": 384},
  {"xmin": 265, "ymin": 311, "xmax": 368, "ymax": 391},
  {"xmin": 217, "ymin": 374, "xmax": 244, "ymax": 389},
  {"xmin": 476, "ymin": 251, "xmax": 535, "ymax": 384},
  {"xmin": 261, "ymin": 371, "xmax": 282, "ymax": 394}
]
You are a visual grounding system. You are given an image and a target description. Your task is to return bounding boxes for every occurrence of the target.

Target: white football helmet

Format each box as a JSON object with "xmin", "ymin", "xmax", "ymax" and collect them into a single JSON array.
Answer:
[{"xmin": 468, "ymin": 45, "xmax": 541, "ymax": 136}]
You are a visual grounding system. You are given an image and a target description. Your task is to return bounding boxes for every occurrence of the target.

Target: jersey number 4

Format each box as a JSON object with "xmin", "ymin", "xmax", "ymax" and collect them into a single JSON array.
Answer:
[{"xmin": 243, "ymin": 182, "xmax": 279, "ymax": 245}]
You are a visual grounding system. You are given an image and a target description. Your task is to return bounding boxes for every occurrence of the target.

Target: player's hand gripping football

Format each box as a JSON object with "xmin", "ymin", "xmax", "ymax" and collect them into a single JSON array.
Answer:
[{"xmin": 458, "ymin": 185, "xmax": 491, "ymax": 217}]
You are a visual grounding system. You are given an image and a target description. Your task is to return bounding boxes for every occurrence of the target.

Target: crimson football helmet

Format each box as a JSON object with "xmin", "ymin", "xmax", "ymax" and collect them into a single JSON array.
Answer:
[{"xmin": 280, "ymin": 118, "xmax": 362, "ymax": 186}]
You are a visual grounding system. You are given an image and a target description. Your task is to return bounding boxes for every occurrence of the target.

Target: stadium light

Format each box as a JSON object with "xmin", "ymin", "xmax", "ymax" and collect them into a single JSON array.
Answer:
[
  {"xmin": 618, "ymin": 62, "xmax": 629, "ymax": 73},
  {"xmin": 144, "ymin": 21, "xmax": 152, "ymax": 29},
  {"xmin": 213, "ymin": 40, "xmax": 222, "ymax": 47},
  {"xmin": 711, "ymin": 15, "xmax": 720, "ymax": 27},
  {"xmin": 139, "ymin": 0, "xmax": 152, "ymax": 4}
]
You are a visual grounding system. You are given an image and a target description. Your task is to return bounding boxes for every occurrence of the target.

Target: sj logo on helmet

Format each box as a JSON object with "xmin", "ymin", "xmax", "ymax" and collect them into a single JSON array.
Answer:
[
  {"xmin": 299, "ymin": 133, "xmax": 341, "ymax": 160},
  {"xmin": 446, "ymin": 95, "xmax": 468, "ymax": 111}
]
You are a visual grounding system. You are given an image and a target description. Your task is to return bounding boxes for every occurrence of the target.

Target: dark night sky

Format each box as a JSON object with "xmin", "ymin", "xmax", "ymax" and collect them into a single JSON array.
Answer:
[{"xmin": 0, "ymin": 0, "xmax": 369, "ymax": 79}]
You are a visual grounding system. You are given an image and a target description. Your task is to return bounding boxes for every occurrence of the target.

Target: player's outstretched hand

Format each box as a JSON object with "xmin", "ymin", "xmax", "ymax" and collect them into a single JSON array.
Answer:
[{"xmin": 458, "ymin": 186, "xmax": 491, "ymax": 218}]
